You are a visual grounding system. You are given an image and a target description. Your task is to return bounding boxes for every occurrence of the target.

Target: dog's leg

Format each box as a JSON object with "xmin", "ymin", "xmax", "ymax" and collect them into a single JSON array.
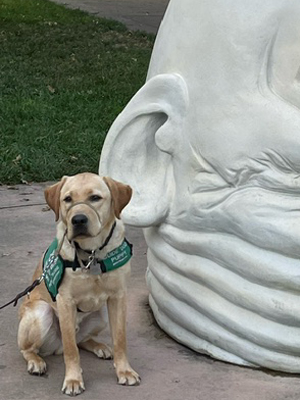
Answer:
[
  {"xmin": 18, "ymin": 301, "xmax": 53, "ymax": 375},
  {"xmin": 107, "ymin": 294, "xmax": 140, "ymax": 386},
  {"xmin": 56, "ymin": 295, "xmax": 85, "ymax": 396},
  {"xmin": 77, "ymin": 309, "xmax": 112, "ymax": 359}
]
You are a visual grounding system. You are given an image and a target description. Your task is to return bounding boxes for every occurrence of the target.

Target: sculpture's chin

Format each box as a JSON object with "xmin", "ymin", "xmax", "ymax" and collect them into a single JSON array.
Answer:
[{"xmin": 145, "ymin": 224, "xmax": 300, "ymax": 373}]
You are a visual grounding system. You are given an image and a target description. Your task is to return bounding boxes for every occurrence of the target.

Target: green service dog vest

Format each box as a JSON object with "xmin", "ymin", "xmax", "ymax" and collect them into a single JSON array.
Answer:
[{"xmin": 43, "ymin": 238, "xmax": 133, "ymax": 301}]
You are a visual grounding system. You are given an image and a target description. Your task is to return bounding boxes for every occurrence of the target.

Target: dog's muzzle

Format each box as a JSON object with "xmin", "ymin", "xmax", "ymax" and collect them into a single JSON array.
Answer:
[
  {"xmin": 72, "ymin": 213, "xmax": 89, "ymax": 236},
  {"xmin": 67, "ymin": 201, "xmax": 102, "ymax": 239}
]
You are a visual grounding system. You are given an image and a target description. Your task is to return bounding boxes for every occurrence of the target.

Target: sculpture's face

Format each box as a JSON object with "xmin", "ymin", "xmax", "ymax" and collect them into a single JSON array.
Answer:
[
  {"xmin": 102, "ymin": 0, "xmax": 300, "ymax": 231},
  {"xmin": 100, "ymin": 0, "xmax": 300, "ymax": 372}
]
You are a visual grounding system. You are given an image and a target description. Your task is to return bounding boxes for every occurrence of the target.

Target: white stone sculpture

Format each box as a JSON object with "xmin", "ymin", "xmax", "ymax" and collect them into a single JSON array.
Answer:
[{"xmin": 100, "ymin": 0, "xmax": 300, "ymax": 372}]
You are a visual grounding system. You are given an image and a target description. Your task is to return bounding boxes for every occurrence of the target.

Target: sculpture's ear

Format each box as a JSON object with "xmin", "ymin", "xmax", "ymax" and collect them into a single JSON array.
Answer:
[
  {"xmin": 44, "ymin": 176, "xmax": 68, "ymax": 221},
  {"xmin": 100, "ymin": 74, "xmax": 189, "ymax": 227}
]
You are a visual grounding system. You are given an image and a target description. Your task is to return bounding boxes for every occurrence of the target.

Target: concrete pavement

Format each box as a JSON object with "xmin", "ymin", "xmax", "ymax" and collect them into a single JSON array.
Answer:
[
  {"xmin": 1, "ymin": 183, "xmax": 300, "ymax": 400},
  {"xmin": 51, "ymin": 0, "xmax": 170, "ymax": 33}
]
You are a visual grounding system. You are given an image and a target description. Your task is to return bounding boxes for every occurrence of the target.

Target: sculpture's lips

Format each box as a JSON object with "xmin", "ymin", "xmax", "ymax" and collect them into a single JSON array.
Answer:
[{"xmin": 157, "ymin": 221, "xmax": 300, "ymax": 294}]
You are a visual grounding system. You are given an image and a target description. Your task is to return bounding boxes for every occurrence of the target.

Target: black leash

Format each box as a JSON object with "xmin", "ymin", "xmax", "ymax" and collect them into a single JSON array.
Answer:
[{"xmin": 0, "ymin": 276, "xmax": 44, "ymax": 310}]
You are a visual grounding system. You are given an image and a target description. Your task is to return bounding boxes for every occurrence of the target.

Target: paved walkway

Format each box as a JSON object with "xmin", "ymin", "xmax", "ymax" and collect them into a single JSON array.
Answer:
[
  {"xmin": 1, "ymin": 183, "xmax": 300, "ymax": 400},
  {"xmin": 52, "ymin": 0, "xmax": 170, "ymax": 33}
]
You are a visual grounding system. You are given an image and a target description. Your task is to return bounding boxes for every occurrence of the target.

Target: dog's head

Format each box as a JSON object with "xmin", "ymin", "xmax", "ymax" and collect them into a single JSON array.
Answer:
[{"xmin": 44, "ymin": 173, "xmax": 132, "ymax": 241}]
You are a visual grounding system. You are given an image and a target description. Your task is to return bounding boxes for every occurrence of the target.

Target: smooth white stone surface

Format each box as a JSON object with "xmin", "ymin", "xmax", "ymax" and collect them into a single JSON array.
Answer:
[{"xmin": 100, "ymin": 0, "xmax": 300, "ymax": 371}]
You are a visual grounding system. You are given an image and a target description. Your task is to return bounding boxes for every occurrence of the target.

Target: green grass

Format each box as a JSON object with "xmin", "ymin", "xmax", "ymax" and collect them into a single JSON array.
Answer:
[{"xmin": 0, "ymin": 0, "xmax": 154, "ymax": 184}]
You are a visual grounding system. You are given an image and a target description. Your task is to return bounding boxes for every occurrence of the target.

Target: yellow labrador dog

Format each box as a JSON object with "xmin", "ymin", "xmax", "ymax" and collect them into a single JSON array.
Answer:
[{"xmin": 17, "ymin": 173, "xmax": 140, "ymax": 396}]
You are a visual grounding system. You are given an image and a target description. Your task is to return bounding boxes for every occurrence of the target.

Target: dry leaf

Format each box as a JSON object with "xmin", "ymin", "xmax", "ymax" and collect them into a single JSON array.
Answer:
[
  {"xmin": 48, "ymin": 85, "xmax": 55, "ymax": 94},
  {"xmin": 12, "ymin": 154, "xmax": 21, "ymax": 164}
]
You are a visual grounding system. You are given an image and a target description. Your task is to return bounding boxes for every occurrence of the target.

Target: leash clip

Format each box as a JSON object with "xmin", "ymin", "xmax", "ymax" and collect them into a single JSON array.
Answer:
[{"xmin": 84, "ymin": 251, "xmax": 96, "ymax": 270}]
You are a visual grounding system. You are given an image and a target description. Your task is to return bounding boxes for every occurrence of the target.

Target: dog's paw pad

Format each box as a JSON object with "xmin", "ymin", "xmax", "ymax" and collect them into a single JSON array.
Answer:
[
  {"xmin": 117, "ymin": 368, "xmax": 141, "ymax": 386},
  {"xmin": 27, "ymin": 359, "xmax": 47, "ymax": 376},
  {"xmin": 94, "ymin": 344, "xmax": 113, "ymax": 360},
  {"xmin": 62, "ymin": 379, "xmax": 85, "ymax": 396}
]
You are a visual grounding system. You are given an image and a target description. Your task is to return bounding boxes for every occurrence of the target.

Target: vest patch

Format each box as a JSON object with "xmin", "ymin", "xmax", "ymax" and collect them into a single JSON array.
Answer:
[
  {"xmin": 43, "ymin": 238, "xmax": 65, "ymax": 302},
  {"xmin": 101, "ymin": 239, "xmax": 132, "ymax": 272}
]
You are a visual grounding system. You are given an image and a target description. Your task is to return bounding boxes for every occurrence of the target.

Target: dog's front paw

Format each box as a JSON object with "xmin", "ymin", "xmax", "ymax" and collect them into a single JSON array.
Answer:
[
  {"xmin": 116, "ymin": 365, "xmax": 141, "ymax": 386},
  {"xmin": 94, "ymin": 343, "xmax": 113, "ymax": 360},
  {"xmin": 27, "ymin": 358, "xmax": 47, "ymax": 376},
  {"xmin": 62, "ymin": 378, "xmax": 85, "ymax": 396}
]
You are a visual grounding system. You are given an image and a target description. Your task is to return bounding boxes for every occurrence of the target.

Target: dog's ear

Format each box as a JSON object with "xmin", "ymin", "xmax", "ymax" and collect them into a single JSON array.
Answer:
[
  {"xmin": 103, "ymin": 177, "xmax": 132, "ymax": 219},
  {"xmin": 44, "ymin": 176, "xmax": 68, "ymax": 221}
]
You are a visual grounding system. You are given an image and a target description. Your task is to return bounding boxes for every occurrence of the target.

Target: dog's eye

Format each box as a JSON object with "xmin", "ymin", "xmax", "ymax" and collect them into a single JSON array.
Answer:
[
  {"xmin": 64, "ymin": 196, "xmax": 72, "ymax": 203},
  {"xmin": 89, "ymin": 195, "xmax": 102, "ymax": 202}
]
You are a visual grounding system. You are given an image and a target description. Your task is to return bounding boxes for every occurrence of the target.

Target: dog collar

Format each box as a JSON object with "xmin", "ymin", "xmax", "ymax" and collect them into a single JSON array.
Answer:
[{"xmin": 43, "ymin": 237, "xmax": 133, "ymax": 301}]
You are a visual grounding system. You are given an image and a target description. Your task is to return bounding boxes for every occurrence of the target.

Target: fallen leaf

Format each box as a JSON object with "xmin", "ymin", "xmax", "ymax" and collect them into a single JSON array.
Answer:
[
  {"xmin": 42, "ymin": 206, "xmax": 50, "ymax": 212},
  {"xmin": 12, "ymin": 154, "xmax": 21, "ymax": 164},
  {"xmin": 47, "ymin": 85, "xmax": 55, "ymax": 94}
]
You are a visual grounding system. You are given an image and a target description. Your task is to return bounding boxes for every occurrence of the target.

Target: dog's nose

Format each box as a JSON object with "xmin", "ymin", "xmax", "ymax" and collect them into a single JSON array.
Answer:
[{"xmin": 72, "ymin": 214, "xmax": 88, "ymax": 226}]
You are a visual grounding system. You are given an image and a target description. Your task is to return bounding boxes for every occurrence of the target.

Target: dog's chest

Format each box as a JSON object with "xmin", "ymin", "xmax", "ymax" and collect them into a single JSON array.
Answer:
[
  {"xmin": 76, "ymin": 292, "xmax": 108, "ymax": 313},
  {"xmin": 63, "ymin": 265, "xmax": 129, "ymax": 313},
  {"xmin": 72, "ymin": 275, "xmax": 109, "ymax": 312}
]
